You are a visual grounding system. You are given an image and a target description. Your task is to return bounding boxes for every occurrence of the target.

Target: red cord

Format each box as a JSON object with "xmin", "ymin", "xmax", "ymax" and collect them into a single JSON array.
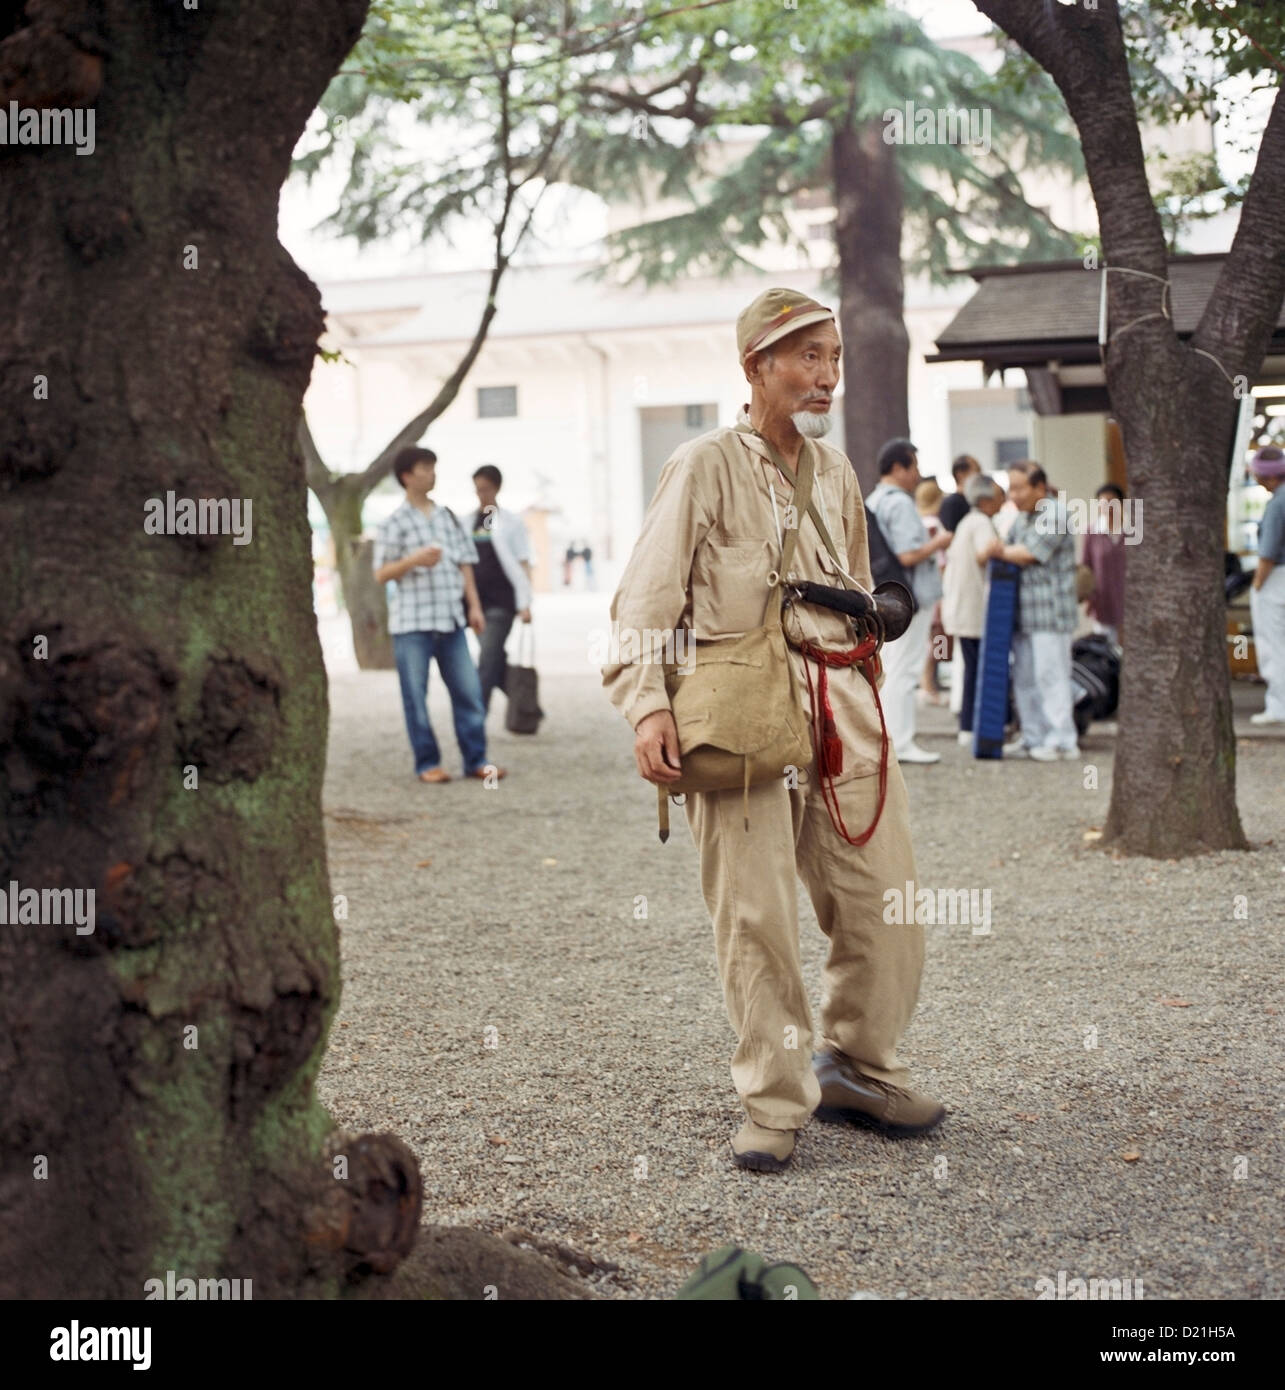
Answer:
[{"xmin": 798, "ymin": 636, "xmax": 890, "ymax": 847}]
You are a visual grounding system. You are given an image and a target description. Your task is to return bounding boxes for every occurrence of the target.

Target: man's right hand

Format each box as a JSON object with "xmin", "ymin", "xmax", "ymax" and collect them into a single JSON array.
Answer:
[
  {"xmin": 411, "ymin": 544, "xmax": 443, "ymax": 569},
  {"xmin": 634, "ymin": 709, "xmax": 682, "ymax": 785}
]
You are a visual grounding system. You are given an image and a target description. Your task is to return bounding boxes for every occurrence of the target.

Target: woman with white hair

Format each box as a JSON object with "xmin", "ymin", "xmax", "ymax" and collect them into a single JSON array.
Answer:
[{"xmin": 942, "ymin": 473, "xmax": 1005, "ymax": 745}]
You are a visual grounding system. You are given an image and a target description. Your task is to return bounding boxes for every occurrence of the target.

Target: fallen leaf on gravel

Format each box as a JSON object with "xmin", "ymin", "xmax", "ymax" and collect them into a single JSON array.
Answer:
[
  {"xmin": 1122, "ymin": 1150, "xmax": 1141, "ymax": 1162},
  {"xmin": 487, "ymin": 1135, "xmax": 509, "ymax": 1146},
  {"xmin": 1015, "ymin": 1112, "xmax": 1040, "ymax": 1122},
  {"xmin": 1057, "ymin": 1103, "xmax": 1070, "ymax": 1111},
  {"xmin": 415, "ymin": 859, "xmax": 431, "ymax": 869},
  {"xmin": 1266, "ymin": 1008, "xmax": 1278, "ymax": 1015},
  {"xmin": 1083, "ymin": 829, "xmax": 1103, "ymax": 843},
  {"xmin": 543, "ymin": 857, "xmax": 558, "ymax": 866},
  {"xmin": 627, "ymin": 1232, "xmax": 644, "ymax": 1244},
  {"xmin": 1159, "ymin": 998, "xmax": 1192, "ymax": 1007}
]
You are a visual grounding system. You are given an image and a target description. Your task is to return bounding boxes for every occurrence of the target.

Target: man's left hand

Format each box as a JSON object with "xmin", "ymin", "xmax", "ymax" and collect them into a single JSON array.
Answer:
[
  {"xmin": 468, "ymin": 605, "xmax": 486, "ymax": 635},
  {"xmin": 519, "ymin": 608, "xmax": 532, "ymax": 623}
]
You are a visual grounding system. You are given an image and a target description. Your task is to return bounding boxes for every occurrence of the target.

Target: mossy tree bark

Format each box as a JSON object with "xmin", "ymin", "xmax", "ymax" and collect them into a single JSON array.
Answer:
[
  {"xmin": 0, "ymin": 0, "xmax": 422, "ymax": 1297},
  {"xmin": 976, "ymin": 0, "xmax": 1285, "ymax": 856}
]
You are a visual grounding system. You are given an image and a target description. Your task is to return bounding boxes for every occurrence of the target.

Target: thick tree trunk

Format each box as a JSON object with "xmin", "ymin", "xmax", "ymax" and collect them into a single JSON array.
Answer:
[
  {"xmin": 0, "ymin": 0, "xmax": 421, "ymax": 1296},
  {"xmin": 1102, "ymin": 336, "xmax": 1248, "ymax": 854},
  {"xmin": 832, "ymin": 114, "xmax": 911, "ymax": 494}
]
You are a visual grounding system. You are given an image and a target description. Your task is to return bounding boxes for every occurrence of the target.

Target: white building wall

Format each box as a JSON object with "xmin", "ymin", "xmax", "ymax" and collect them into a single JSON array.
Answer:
[{"xmin": 1032, "ymin": 413, "xmax": 1110, "ymax": 510}]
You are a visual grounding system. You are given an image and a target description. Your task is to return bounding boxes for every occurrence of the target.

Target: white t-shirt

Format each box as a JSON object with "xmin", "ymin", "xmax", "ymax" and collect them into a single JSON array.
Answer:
[{"xmin": 941, "ymin": 508, "xmax": 998, "ymax": 639}]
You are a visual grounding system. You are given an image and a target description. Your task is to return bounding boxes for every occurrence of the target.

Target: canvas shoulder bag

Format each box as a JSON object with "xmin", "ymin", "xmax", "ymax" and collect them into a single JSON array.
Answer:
[{"xmin": 655, "ymin": 434, "xmax": 817, "ymax": 840}]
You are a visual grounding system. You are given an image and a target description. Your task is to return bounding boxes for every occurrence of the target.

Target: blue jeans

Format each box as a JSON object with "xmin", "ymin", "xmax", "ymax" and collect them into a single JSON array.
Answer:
[{"xmin": 393, "ymin": 627, "xmax": 488, "ymax": 776}]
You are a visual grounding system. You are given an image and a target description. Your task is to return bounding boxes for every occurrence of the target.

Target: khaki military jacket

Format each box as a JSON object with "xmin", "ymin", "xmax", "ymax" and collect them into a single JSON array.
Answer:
[{"xmin": 603, "ymin": 423, "xmax": 887, "ymax": 783}]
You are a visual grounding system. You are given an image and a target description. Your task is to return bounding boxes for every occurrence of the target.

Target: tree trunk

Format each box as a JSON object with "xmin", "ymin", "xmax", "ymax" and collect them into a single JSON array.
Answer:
[
  {"xmin": 832, "ymin": 113, "xmax": 911, "ymax": 494},
  {"xmin": 321, "ymin": 475, "xmax": 393, "ymax": 670},
  {"xmin": 0, "ymin": 0, "xmax": 421, "ymax": 1296},
  {"xmin": 341, "ymin": 537, "xmax": 394, "ymax": 670},
  {"xmin": 1102, "ymin": 335, "xmax": 1248, "ymax": 854}
]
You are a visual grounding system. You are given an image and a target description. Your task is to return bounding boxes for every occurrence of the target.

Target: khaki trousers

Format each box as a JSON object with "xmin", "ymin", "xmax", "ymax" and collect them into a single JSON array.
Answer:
[{"xmin": 685, "ymin": 762, "xmax": 924, "ymax": 1131}]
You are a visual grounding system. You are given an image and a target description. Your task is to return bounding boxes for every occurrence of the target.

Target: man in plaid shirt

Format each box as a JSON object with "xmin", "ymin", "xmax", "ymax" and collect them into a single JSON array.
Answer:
[
  {"xmin": 373, "ymin": 446, "xmax": 504, "ymax": 783},
  {"xmin": 985, "ymin": 461, "xmax": 1079, "ymax": 761}
]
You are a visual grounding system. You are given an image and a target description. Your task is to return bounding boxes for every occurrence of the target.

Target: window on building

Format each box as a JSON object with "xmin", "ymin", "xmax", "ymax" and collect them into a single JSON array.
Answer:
[
  {"xmin": 477, "ymin": 386, "xmax": 517, "ymax": 418},
  {"xmin": 685, "ymin": 404, "xmax": 708, "ymax": 429},
  {"xmin": 996, "ymin": 437, "xmax": 1029, "ymax": 467}
]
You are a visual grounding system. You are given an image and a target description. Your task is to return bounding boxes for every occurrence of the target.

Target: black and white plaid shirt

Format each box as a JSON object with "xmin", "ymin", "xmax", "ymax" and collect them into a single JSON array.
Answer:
[{"xmin": 373, "ymin": 500, "xmax": 479, "ymax": 635}]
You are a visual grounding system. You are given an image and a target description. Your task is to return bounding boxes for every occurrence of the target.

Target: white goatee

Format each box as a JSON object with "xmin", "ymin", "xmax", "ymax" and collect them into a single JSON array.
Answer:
[{"xmin": 791, "ymin": 410, "xmax": 832, "ymax": 439}]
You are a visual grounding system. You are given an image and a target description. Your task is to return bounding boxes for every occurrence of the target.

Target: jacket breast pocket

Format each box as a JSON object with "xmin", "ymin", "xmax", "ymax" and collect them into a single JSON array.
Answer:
[{"xmin": 691, "ymin": 539, "xmax": 775, "ymax": 638}]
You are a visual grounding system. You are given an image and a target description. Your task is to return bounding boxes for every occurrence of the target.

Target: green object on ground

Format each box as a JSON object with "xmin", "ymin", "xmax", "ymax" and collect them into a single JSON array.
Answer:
[{"xmin": 674, "ymin": 1244, "xmax": 819, "ymax": 1300}]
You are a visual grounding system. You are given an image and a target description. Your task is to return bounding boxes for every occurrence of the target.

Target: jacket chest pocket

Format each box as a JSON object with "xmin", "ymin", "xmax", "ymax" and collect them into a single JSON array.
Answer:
[{"xmin": 691, "ymin": 538, "xmax": 775, "ymax": 638}]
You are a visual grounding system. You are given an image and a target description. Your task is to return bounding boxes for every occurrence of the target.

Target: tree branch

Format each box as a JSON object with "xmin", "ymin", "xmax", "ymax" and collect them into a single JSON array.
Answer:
[
  {"xmin": 973, "ymin": 0, "xmax": 1169, "ymax": 290},
  {"xmin": 577, "ymin": 74, "xmax": 835, "ymax": 131},
  {"xmin": 354, "ymin": 266, "xmax": 503, "ymax": 497},
  {"xmin": 299, "ymin": 412, "xmax": 332, "ymax": 497}
]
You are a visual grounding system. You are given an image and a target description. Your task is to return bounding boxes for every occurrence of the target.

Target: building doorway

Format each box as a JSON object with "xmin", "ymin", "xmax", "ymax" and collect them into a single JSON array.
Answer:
[{"xmin": 639, "ymin": 403, "xmax": 718, "ymax": 505}]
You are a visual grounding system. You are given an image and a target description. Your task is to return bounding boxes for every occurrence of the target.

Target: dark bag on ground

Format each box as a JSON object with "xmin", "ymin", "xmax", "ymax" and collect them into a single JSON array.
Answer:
[
  {"xmin": 504, "ymin": 622, "xmax": 543, "ymax": 734},
  {"xmin": 864, "ymin": 504, "xmax": 918, "ymax": 606},
  {"xmin": 1070, "ymin": 632, "xmax": 1121, "ymax": 736},
  {"xmin": 674, "ymin": 1244, "xmax": 819, "ymax": 1300}
]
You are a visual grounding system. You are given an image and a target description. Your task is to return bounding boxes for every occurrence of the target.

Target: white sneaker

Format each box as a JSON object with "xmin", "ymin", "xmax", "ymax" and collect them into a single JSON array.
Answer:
[
  {"xmin": 898, "ymin": 743, "xmax": 941, "ymax": 765},
  {"xmin": 957, "ymin": 731, "xmax": 972, "ymax": 746},
  {"xmin": 1250, "ymin": 711, "xmax": 1285, "ymax": 726},
  {"xmin": 1003, "ymin": 739, "xmax": 1030, "ymax": 758},
  {"xmin": 1060, "ymin": 746, "xmax": 1081, "ymax": 761},
  {"xmin": 1029, "ymin": 745, "xmax": 1059, "ymax": 762}
]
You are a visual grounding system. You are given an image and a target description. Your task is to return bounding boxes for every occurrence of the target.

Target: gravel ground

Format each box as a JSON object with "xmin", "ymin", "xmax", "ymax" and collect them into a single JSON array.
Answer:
[{"xmin": 316, "ymin": 600, "xmax": 1284, "ymax": 1301}]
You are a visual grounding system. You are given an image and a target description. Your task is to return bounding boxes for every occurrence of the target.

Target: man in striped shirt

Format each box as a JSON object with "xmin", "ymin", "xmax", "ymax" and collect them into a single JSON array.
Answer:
[{"xmin": 373, "ymin": 446, "xmax": 504, "ymax": 783}]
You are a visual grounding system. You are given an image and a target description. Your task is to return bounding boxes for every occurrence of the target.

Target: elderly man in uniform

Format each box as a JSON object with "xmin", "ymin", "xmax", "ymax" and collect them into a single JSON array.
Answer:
[{"xmin": 602, "ymin": 288, "xmax": 945, "ymax": 1172}]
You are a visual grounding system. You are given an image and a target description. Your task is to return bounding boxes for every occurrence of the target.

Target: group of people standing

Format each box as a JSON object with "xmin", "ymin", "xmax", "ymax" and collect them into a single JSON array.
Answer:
[
  {"xmin": 372, "ymin": 447, "xmax": 533, "ymax": 782},
  {"xmin": 866, "ymin": 441, "xmax": 1130, "ymax": 763}
]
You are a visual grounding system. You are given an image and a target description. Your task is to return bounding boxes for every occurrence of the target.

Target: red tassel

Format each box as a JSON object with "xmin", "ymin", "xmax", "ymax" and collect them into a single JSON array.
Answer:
[
  {"xmin": 822, "ymin": 719, "xmax": 843, "ymax": 776},
  {"xmin": 799, "ymin": 636, "xmax": 890, "ymax": 847}
]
